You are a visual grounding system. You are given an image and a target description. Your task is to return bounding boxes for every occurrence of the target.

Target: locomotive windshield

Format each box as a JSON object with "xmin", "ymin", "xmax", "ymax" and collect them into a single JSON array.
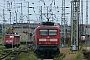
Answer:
[
  {"xmin": 5, "ymin": 35, "xmax": 9, "ymax": 38},
  {"xmin": 49, "ymin": 30, "xmax": 57, "ymax": 35},
  {"xmin": 40, "ymin": 30, "xmax": 48, "ymax": 35},
  {"xmin": 40, "ymin": 30, "xmax": 57, "ymax": 36}
]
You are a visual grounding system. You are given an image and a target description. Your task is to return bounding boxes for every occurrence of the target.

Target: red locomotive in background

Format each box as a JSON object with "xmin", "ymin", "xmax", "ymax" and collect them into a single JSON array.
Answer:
[
  {"xmin": 4, "ymin": 33, "xmax": 20, "ymax": 48},
  {"xmin": 32, "ymin": 22, "xmax": 60, "ymax": 58}
]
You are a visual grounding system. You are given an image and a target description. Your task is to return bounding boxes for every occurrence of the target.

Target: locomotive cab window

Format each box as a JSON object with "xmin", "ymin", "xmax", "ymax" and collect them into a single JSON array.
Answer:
[
  {"xmin": 40, "ymin": 30, "xmax": 57, "ymax": 36},
  {"xmin": 5, "ymin": 35, "xmax": 9, "ymax": 38},
  {"xmin": 49, "ymin": 30, "xmax": 57, "ymax": 35},
  {"xmin": 40, "ymin": 30, "xmax": 48, "ymax": 35}
]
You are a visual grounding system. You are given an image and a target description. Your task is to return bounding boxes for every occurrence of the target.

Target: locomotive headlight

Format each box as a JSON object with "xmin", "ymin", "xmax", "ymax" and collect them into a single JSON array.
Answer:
[
  {"xmin": 39, "ymin": 38, "xmax": 46, "ymax": 41},
  {"xmin": 50, "ymin": 39, "xmax": 57, "ymax": 41},
  {"xmin": 10, "ymin": 40, "xmax": 13, "ymax": 42},
  {"xmin": 6, "ymin": 40, "xmax": 8, "ymax": 42}
]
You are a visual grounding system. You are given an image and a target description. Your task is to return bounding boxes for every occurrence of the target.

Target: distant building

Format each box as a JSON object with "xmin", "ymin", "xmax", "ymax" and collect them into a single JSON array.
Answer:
[{"xmin": 12, "ymin": 23, "xmax": 40, "ymax": 40}]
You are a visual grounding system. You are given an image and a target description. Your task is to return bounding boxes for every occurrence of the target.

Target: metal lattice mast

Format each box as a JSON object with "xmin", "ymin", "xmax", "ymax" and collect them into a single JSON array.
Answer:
[
  {"xmin": 86, "ymin": 0, "xmax": 88, "ymax": 25},
  {"xmin": 71, "ymin": 0, "xmax": 80, "ymax": 50},
  {"xmin": 85, "ymin": 0, "xmax": 88, "ymax": 44},
  {"xmin": 61, "ymin": 0, "xmax": 66, "ymax": 47},
  {"xmin": 81, "ymin": 0, "xmax": 83, "ymax": 35}
]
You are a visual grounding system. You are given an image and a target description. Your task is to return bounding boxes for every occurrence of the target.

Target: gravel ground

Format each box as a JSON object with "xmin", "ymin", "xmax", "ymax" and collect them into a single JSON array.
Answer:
[{"xmin": 60, "ymin": 47, "xmax": 87, "ymax": 60}]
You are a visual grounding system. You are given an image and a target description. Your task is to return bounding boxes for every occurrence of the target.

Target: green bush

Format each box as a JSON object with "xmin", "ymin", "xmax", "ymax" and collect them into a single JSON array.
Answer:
[
  {"xmin": 17, "ymin": 52, "xmax": 37, "ymax": 60},
  {"xmin": 54, "ymin": 53, "xmax": 66, "ymax": 60}
]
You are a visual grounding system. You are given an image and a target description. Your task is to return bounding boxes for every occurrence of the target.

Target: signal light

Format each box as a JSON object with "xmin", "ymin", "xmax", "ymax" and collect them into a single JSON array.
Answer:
[
  {"xmin": 26, "ymin": 32, "xmax": 28, "ymax": 34},
  {"xmin": 11, "ymin": 29, "xmax": 14, "ymax": 32},
  {"xmin": 23, "ymin": 31, "xmax": 28, "ymax": 35}
]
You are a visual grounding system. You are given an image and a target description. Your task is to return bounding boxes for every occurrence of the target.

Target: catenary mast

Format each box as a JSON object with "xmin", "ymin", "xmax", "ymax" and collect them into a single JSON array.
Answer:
[
  {"xmin": 71, "ymin": 0, "xmax": 80, "ymax": 50},
  {"xmin": 81, "ymin": 0, "xmax": 83, "ymax": 35},
  {"xmin": 86, "ymin": 0, "xmax": 88, "ymax": 25},
  {"xmin": 61, "ymin": 0, "xmax": 66, "ymax": 47},
  {"xmin": 85, "ymin": 0, "xmax": 88, "ymax": 44}
]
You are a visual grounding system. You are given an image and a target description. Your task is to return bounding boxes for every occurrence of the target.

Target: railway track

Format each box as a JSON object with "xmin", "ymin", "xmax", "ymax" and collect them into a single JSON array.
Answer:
[
  {"xmin": 0, "ymin": 49, "xmax": 28, "ymax": 60},
  {"xmin": 0, "ymin": 51, "xmax": 11, "ymax": 60},
  {"xmin": 38, "ymin": 59, "xmax": 53, "ymax": 60}
]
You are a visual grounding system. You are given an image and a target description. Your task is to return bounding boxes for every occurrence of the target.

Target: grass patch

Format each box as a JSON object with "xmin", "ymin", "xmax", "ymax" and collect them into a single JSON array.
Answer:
[
  {"xmin": 54, "ymin": 53, "xmax": 66, "ymax": 60},
  {"xmin": 6, "ymin": 54, "xmax": 15, "ymax": 60},
  {"xmin": 0, "ymin": 45, "xmax": 6, "ymax": 49},
  {"xmin": 0, "ymin": 50, "xmax": 4, "ymax": 57},
  {"xmin": 16, "ymin": 51, "xmax": 38, "ymax": 60},
  {"xmin": 73, "ymin": 52, "xmax": 83, "ymax": 60},
  {"xmin": 19, "ymin": 45, "xmax": 26, "ymax": 49}
]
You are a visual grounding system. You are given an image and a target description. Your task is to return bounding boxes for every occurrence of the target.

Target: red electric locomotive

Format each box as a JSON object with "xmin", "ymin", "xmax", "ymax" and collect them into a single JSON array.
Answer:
[
  {"xmin": 4, "ymin": 33, "xmax": 20, "ymax": 48},
  {"xmin": 32, "ymin": 22, "xmax": 60, "ymax": 58}
]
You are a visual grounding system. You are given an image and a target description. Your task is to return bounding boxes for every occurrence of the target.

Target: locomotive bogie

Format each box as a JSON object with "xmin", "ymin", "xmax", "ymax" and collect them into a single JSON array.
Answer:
[{"xmin": 34, "ymin": 45, "xmax": 60, "ymax": 59}]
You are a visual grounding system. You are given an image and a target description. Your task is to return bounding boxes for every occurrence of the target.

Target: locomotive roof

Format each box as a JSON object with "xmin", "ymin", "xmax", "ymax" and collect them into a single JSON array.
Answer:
[
  {"xmin": 5, "ymin": 34, "xmax": 20, "ymax": 36},
  {"xmin": 37, "ymin": 26, "xmax": 60, "ymax": 29}
]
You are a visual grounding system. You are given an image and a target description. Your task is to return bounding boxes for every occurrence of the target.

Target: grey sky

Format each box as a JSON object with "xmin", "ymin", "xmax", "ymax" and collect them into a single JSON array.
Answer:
[{"xmin": 0, "ymin": 0, "xmax": 90, "ymax": 25}]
